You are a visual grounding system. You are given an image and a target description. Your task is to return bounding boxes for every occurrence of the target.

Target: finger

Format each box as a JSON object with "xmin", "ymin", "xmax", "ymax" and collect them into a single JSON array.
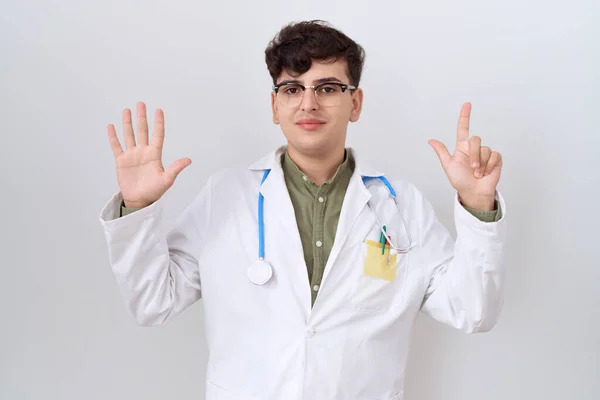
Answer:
[
  {"xmin": 107, "ymin": 124, "xmax": 123, "ymax": 157},
  {"xmin": 136, "ymin": 102, "xmax": 149, "ymax": 146},
  {"xmin": 456, "ymin": 102, "xmax": 471, "ymax": 144},
  {"xmin": 428, "ymin": 139, "xmax": 452, "ymax": 170},
  {"xmin": 484, "ymin": 151, "xmax": 503, "ymax": 176},
  {"xmin": 469, "ymin": 136, "xmax": 482, "ymax": 172},
  {"xmin": 478, "ymin": 146, "xmax": 492, "ymax": 177},
  {"xmin": 123, "ymin": 108, "xmax": 136, "ymax": 149},
  {"xmin": 151, "ymin": 109, "xmax": 165, "ymax": 152},
  {"xmin": 163, "ymin": 158, "xmax": 192, "ymax": 187}
]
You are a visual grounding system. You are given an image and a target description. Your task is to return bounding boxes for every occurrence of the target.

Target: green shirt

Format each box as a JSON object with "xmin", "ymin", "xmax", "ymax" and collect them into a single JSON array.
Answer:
[
  {"xmin": 121, "ymin": 149, "xmax": 501, "ymax": 306},
  {"xmin": 280, "ymin": 150, "xmax": 354, "ymax": 305}
]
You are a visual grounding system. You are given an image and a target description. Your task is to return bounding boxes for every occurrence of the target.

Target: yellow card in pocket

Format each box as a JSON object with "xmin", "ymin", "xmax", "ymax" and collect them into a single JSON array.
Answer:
[{"xmin": 363, "ymin": 239, "xmax": 397, "ymax": 281}]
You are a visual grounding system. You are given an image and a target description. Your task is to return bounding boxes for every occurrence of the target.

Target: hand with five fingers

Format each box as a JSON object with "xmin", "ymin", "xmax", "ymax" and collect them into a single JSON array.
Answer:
[
  {"xmin": 428, "ymin": 102, "xmax": 502, "ymax": 211},
  {"xmin": 107, "ymin": 102, "xmax": 192, "ymax": 209}
]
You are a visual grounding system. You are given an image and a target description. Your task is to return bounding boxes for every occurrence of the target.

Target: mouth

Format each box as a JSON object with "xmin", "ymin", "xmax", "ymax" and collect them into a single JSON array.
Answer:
[{"xmin": 296, "ymin": 118, "xmax": 326, "ymax": 131}]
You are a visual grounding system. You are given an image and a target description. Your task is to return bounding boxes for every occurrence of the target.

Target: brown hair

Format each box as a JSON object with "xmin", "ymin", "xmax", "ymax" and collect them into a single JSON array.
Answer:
[{"xmin": 264, "ymin": 20, "xmax": 366, "ymax": 87}]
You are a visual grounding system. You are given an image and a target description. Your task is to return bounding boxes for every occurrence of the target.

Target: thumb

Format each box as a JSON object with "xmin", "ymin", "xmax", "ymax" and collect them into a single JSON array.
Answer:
[
  {"xmin": 428, "ymin": 139, "xmax": 452, "ymax": 169},
  {"xmin": 164, "ymin": 157, "xmax": 192, "ymax": 187}
]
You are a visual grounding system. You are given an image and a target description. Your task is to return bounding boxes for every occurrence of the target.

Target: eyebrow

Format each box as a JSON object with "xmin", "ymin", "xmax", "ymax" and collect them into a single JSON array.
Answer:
[{"xmin": 277, "ymin": 76, "xmax": 344, "ymax": 86}]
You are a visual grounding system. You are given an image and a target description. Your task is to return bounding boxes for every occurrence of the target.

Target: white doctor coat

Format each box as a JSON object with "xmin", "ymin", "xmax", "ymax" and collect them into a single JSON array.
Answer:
[{"xmin": 99, "ymin": 146, "xmax": 508, "ymax": 400}]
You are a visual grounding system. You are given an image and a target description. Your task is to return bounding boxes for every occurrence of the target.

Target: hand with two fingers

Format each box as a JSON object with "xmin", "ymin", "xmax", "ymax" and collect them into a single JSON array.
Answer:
[
  {"xmin": 428, "ymin": 102, "xmax": 503, "ymax": 211},
  {"xmin": 107, "ymin": 102, "xmax": 192, "ymax": 209}
]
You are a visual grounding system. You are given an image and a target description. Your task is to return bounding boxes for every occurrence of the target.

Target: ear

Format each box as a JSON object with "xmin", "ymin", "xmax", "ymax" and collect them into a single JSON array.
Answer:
[
  {"xmin": 349, "ymin": 88, "xmax": 364, "ymax": 123},
  {"xmin": 271, "ymin": 91, "xmax": 279, "ymax": 124}
]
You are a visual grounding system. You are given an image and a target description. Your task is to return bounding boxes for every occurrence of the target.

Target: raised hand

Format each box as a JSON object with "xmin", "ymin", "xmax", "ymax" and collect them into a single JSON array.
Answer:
[
  {"xmin": 428, "ymin": 102, "xmax": 502, "ymax": 211},
  {"xmin": 107, "ymin": 102, "xmax": 191, "ymax": 208}
]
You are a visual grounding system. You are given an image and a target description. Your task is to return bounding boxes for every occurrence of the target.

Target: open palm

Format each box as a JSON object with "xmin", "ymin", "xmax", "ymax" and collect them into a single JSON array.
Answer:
[
  {"xmin": 107, "ymin": 102, "xmax": 191, "ymax": 208},
  {"xmin": 429, "ymin": 102, "xmax": 502, "ymax": 208}
]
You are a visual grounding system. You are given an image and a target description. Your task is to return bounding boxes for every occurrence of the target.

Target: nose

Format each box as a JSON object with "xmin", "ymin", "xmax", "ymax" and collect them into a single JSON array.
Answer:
[{"xmin": 300, "ymin": 87, "xmax": 319, "ymax": 111}]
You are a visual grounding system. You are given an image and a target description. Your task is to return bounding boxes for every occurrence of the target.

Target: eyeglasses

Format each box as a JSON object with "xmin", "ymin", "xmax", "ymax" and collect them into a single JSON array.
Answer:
[{"xmin": 272, "ymin": 82, "xmax": 357, "ymax": 108}]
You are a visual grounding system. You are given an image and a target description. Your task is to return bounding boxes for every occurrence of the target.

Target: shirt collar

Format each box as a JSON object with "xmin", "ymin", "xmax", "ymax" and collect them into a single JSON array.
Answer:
[
  {"xmin": 281, "ymin": 148, "xmax": 353, "ymax": 187},
  {"xmin": 248, "ymin": 145, "xmax": 385, "ymax": 179}
]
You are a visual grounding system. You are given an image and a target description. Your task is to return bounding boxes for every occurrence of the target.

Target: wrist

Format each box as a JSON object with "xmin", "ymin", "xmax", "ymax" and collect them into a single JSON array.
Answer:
[
  {"xmin": 122, "ymin": 199, "xmax": 151, "ymax": 209},
  {"xmin": 458, "ymin": 193, "xmax": 495, "ymax": 211}
]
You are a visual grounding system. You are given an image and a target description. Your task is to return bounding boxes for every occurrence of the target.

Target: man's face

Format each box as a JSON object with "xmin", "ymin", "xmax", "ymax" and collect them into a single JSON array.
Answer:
[{"xmin": 271, "ymin": 60, "xmax": 363, "ymax": 157}]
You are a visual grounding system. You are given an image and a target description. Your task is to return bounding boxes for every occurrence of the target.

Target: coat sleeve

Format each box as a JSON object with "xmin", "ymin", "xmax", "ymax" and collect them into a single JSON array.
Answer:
[
  {"xmin": 416, "ymin": 187, "xmax": 508, "ymax": 333},
  {"xmin": 98, "ymin": 177, "xmax": 213, "ymax": 326}
]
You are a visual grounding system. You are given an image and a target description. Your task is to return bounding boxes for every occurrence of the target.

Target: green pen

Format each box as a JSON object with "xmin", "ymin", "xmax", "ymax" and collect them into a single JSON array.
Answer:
[{"xmin": 380, "ymin": 226, "xmax": 387, "ymax": 255}]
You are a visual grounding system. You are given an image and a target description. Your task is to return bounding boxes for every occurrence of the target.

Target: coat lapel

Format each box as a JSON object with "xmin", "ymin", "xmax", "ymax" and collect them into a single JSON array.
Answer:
[
  {"xmin": 257, "ymin": 165, "xmax": 305, "ymax": 259},
  {"xmin": 249, "ymin": 147, "xmax": 310, "ymax": 309},
  {"xmin": 320, "ymin": 150, "xmax": 385, "ymax": 286}
]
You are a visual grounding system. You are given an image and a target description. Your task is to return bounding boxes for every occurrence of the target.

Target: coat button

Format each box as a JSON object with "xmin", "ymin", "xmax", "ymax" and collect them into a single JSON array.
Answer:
[{"xmin": 305, "ymin": 327, "xmax": 315, "ymax": 338}]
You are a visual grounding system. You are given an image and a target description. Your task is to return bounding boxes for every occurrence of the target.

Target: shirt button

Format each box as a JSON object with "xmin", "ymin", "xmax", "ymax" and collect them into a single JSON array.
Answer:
[
  {"xmin": 316, "ymin": 240, "xmax": 323, "ymax": 247},
  {"xmin": 313, "ymin": 285, "xmax": 320, "ymax": 292},
  {"xmin": 318, "ymin": 197, "xmax": 324, "ymax": 203},
  {"xmin": 305, "ymin": 327, "xmax": 315, "ymax": 338},
  {"xmin": 302, "ymin": 175, "xmax": 308, "ymax": 181}
]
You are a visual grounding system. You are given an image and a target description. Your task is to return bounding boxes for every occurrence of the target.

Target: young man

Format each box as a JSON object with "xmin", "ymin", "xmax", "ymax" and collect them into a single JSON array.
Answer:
[{"xmin": 100, "ymin": 20, "xmax": 506, "ymax": 400}]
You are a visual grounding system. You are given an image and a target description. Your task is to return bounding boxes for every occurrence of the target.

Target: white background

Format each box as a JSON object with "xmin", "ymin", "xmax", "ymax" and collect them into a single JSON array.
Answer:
[{"xmin": 1, "ymin": 0, "xmax": 598, "ymax": 399}]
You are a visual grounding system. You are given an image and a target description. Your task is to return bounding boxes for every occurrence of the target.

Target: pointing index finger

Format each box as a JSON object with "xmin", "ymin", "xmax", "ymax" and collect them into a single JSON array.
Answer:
[{"xmin": 456, "ymin": 102, "xmax": 472, "ymax": 144}]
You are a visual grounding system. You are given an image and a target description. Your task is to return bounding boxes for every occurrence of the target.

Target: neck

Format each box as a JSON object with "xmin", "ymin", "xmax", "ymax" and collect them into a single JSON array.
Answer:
[{"xmin": 287, "ymin": 146, "xmax": 346, "ymax": 186}]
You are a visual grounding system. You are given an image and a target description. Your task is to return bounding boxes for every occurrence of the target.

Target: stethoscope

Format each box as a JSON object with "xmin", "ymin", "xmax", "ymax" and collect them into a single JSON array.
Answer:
[{"xmin": 247, "ymin": 170, "xmax": 415, "ymax": 285}]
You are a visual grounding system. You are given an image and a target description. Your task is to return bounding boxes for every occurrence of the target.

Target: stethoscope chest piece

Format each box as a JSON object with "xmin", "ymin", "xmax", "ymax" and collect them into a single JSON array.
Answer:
[{"xmin": 248, "ymin": 260, "xmax": 273, "ymax": 285}]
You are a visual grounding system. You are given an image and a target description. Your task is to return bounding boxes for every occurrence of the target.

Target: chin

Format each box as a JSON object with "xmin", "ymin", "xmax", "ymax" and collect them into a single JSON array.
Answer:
[{"xmin": 282, "ymin": 124, "xmax": 341, "ymax": 155}]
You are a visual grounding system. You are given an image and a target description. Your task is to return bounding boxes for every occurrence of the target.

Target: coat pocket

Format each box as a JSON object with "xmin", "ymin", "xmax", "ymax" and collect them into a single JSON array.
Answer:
[{"xmin": 350, "ymin": 234, "xmax": 410, "ymax": 312}]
